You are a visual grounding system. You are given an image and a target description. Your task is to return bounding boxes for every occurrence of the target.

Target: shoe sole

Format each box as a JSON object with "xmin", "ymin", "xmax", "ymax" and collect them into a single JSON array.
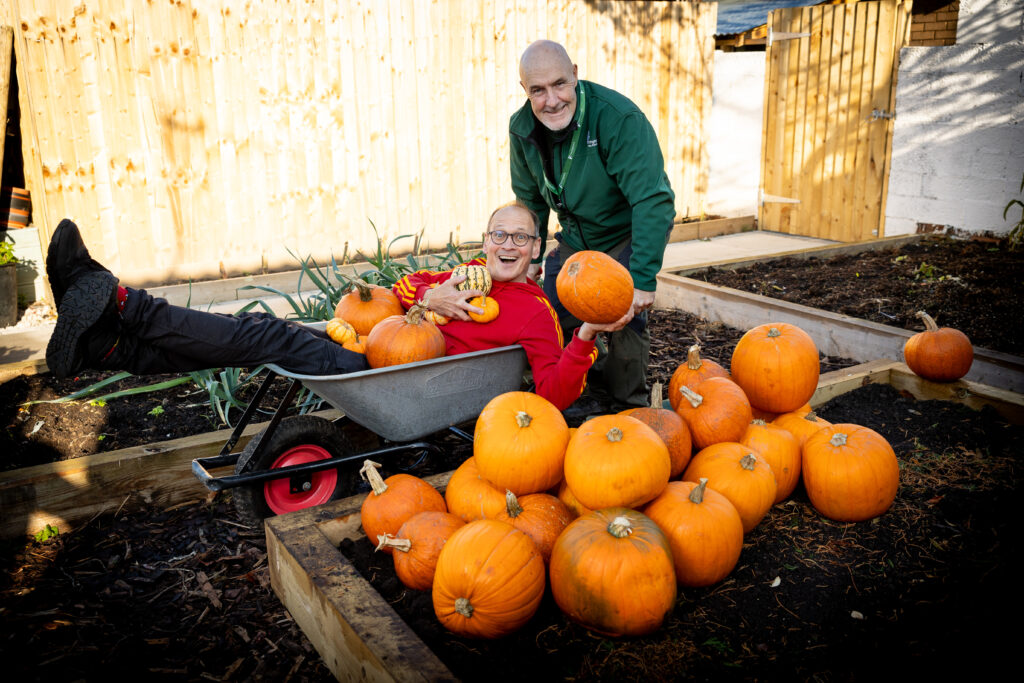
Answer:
[
  {"xmin": 46, "ymin": 271, "xmax": 117, "ymax": 380},
  {"xmin": 45, "ymin": 219, "xmax": 77, "ymax": 307}
]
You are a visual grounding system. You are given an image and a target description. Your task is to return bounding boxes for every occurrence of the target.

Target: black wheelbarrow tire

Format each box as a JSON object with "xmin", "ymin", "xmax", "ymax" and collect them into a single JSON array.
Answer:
[{"xmin": 232, "ymin": 415, "xmax": 355, "ymax": 526}]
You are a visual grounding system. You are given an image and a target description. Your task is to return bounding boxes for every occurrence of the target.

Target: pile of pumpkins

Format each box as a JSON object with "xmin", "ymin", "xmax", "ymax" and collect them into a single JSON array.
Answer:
[
  {"xmin": 325, "ymin": 265, "xmax": 497, "ymax": 369},
  {"xmin": 355, "ymin": 320, "xmax": 909, "ymax": 641}
]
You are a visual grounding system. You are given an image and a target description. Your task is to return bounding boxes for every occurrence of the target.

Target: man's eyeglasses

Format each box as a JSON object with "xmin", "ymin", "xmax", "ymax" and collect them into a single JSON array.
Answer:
[{"xmin": 487, "ymin": 230, "xmax": 538, "ymax": 247}]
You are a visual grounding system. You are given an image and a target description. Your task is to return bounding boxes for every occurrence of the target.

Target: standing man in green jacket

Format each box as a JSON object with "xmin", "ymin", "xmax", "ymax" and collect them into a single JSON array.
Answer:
[{"xmin": 510, "ymin": 39, "xmax": 676, "ymax": 415}]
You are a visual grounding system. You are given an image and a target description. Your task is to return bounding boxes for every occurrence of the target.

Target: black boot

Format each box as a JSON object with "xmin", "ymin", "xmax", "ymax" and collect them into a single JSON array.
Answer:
[
  {"xmin": 45, "ymin": 219, "xmax": 112, "ymax": 307},
  {"xmin": 46, "ymin": 271, "xmax": 121, "ymax": 379}
]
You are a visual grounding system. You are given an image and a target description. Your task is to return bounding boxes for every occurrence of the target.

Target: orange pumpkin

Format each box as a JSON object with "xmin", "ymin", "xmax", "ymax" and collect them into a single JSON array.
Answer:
[
  {"xmin": 358, "ymin": 460, "xmax": 447, "ymax": 553},
  {"xmin": 682, "ymin": 443, "xmax": 776, "ymax": 533},
  {"xmin": 325, "ymin": 317, "xmax": 358, "ymax": 345},
  {"xmin": 365, "ymin": 304, "xmax": 446, "ymax": 369},
  {"xmin": 554, "ymin": 478, "xmax": 592, "ymax": 519},
  {"xmin": 377, "ymin": 511, "xmax": 465, "ymax": 591},
  {"xmin": 667, "ymin": 345, "xmax": 730, "ymax": 412},
  {"xmin": 494, "ymin": 490, "xmax": 573, "ymax": 564},
  {"xmin": 741, "ymin": 419, "xmax": 801, "ymax": 503},
  {"xmin": 730, "ymin": 323, "xmax": 820, "ymax": 414},
  {"xmin": 467, "ymin": 295, "xmax": 500, "ymax": 323},
  {"xmin": 555, "ymin": 250, "xmax": 634, "ymax": 324},
  {"xmin": 620, "ymin": 382, "xmax": 693, "ymax": 478},
  {"xmin": 423, "ymin": 310, "xmax": 450, "ymax": 326},
  {"xmin": 444, "ymin": 457, "xmax": 507, "ymax": 522},
  {"xmin": 674, "ymin": 377, "xmax": 753, "ymax": 450},
  {"xmin": 432, "ymin": 519, "xmax": 546, "ymax": 639},
  {"xmin": 802, "ymin": 424, "xmax": 900, "ymax": 522},
  {"xmin": 473, "ymin": 391, "xmax": 569, "ymax": 496},
  {"xmin": 563, "ymin": 414, "xmax": 671, "ymax": 510},
  {"xmin": 643, "ymin": 478, "xmax": 744, "ymax": 587},
  {"xmin": 772, "ymin": 410, "xmax": 832, "ymax": 449},
  {"xmin": 549, "ymin": 508, "xmax": 677, "ymax": 637},
  {"xmin": 334, "ymin": 279, "xmax": 404, "ymax": 335},
  {"xmin": 342, "ymin": 334, "xmax": 367, "ymax": 355},
  {"xmin": 903, "ymin": 311, "xmax": 973, "ymax": 382}
]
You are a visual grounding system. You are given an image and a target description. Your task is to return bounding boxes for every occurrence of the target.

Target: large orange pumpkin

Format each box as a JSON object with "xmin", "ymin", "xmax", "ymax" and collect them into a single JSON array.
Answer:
[
  {"xmin": 741, "ymin": 419, "xmax": 801, "ymax": 503},
  {"xmin": 432, "ymin": 519, "xmax": 546, "ymax": 639},
  {"xmin": 802, "ymin": 424, "xmax": 900, "ymax": 522},
  {"xmin": 364, "ymin": 305, "xmax": 446, "ymax": 369},
  {"xmin": 903, "ymin": 310, "xmax": 973, "ymax": 382},
  {"xmin": 494, "ymin": 490, "xmax": 573, "ymax": 563},
  {"xmin": 334, "ymin": 279, "xmax": 404, "ymax": 335},
  {"xmin": 620, "ymin": 382, "xmax": 693, "ymax": 478},
  {"xmin": 377, "ymin": 511, "xmax": 465, "ymax": 591},
  {"xmin": 444, "ymin": 457, "xmax": 507, "ymax": 522},
  {"xmin": 358, "ymin": 460, "xmax": 447, "ymax": 553},
  {"xmin": 772, "ymin": 410, "xmax": 832, "ymax": 449},
  {"xmin": 549, "ymin": 508, "xmax": 677, "ymax": 637},
  {"xmin": 674, "ymin": 377, "xmax": 753, "ymax": 449},
  {"xmin": 667, "ymin": 345, "xmax": 730, "ymax": 412},
  {"xmin": 473, "ymin": 392, "xmax": 569, "ymax": 496},
  {"xmin": 682, "ymin": 443, "xmax": 777, "ymax": 533},
  {"xmin": 563, "ymin": 414, "xmax": 671, "ymax": 510},
  {"xmin": 555, "ymin": 250, "xmax": 634, "ymax": 323},
  {"xmin": 730, "ymin": 323, "xmax": 820, "ymax": 414},
  {"xmin": 643, "ymin": 478, "xmax": 744, "ymax": 587}
]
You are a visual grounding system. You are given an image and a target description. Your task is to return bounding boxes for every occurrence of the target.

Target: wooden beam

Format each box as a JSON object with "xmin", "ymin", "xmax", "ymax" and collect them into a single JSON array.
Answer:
[
  {"xmin": 0, "ymin": 25, "xmax": 11, "ymax": 182},
  {"xmin": 668, "ymin": 215, "xmax": 756, "ymax": 244}
]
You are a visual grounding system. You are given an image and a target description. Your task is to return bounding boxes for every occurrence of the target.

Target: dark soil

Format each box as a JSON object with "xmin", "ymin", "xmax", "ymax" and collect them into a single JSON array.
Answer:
[{"xmin": 1, "ymin": 234, "xmax": 1020, "ymax": 681}]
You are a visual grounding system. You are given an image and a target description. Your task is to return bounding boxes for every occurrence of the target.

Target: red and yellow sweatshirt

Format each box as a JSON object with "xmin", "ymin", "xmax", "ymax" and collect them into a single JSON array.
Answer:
[{"xmin": 393, "ymin": 260, "xmax": 597, "ymax": 411}]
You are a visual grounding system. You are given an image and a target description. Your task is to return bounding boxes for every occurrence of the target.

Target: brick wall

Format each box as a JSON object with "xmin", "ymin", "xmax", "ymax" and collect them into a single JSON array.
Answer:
[{"xmin": 910, "ymin": 0, "xmax": 959, "ymax": 46}]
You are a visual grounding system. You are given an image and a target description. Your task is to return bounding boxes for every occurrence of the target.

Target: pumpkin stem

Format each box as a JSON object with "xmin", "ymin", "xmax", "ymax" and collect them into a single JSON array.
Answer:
[
  {"xmin": 830, "ymin": 432, "xmax": 849, "ymax": 447},
  {"xmin": 505, "ymin": 490, "xmax": 523, "ymax": 518},
  {"xmin": 649, "ymin": 382, "xmax": 664, "ymax": 409},
  {"xmin": 454, "ymin": 597, "xmax": 474, "ymax": 618},
  {"xmin": 567, "ymin": 262, "xmax": 581, "ymax": 277},
  {"xmin": 685, "ymin": 344, "xmax": 704, "ymax": 370},
  {"xmin": 406, "ymin": 304, "xmax": 428, "ymax": 325},
  {"xmin": 751, "ymin": 418, "xmax": 767, "ymax": 425},
  {"xmin": 515, "ymin": 411, "xmax": 533, "ymax": 428},
  {"xmin": 375, "ymin": 534, "xmax": 411, "ymax": 553},
  {"xmin": 915, "ymin": 310, "xmax": 939, "ymax": 331},
  {"xmin": 803, "ymin": 411, "xmax": 820, "ymax": 422},
  {"xmin": 740, "ymin": 453, "xmax": 758, "ymax": 470},
  {"xmin": 606, "ymin": 427, "xmax": 624, "ymax": 443},
  {"xmin": 359, "ymin": 460, "xmax": 389, "ymax": 496},
  {"xmin": 679, "ymin": 385, "xmax": 704, "ymax": 409},
  {"xmin": 607, "ymin": 515, "xmax": 634, "ymax": 538},
  {"xmin": 767, "ymin": 326, "xmax": 782, "ymax": 338},
  {"xmin": 689, "ymin": 478, "xmax": 709, "ymax": 504},
  {"xmin": 351, "ymin": 278, "xmax": 375, "ymax": 302}
]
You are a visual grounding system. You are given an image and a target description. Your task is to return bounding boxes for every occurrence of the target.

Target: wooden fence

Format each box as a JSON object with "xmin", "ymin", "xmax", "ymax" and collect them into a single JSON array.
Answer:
[{"xmin": 4, "ymin": 0, "xmax": 715, "ymax": 285}]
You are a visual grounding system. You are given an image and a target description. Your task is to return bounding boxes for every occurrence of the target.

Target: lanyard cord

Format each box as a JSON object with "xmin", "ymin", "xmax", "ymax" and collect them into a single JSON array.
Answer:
[{"xmin": 543, "ymin": 85, "xmax": 587, "ymax": 197}]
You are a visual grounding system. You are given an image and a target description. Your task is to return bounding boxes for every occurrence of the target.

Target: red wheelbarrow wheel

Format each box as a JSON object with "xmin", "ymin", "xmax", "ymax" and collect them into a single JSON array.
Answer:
[{"xmin": 233, "ymin": 415, "xmax": 355, "ymax": 525}]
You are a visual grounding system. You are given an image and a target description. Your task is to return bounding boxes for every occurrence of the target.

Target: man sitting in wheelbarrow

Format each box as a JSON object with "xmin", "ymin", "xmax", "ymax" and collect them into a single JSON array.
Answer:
[{"xmin": 44, "ymin": 202, "xmax": 631, "ymax": 412}]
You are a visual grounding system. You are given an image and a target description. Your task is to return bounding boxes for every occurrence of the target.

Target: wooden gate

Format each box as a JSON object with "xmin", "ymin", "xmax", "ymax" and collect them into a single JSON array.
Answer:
[{"xmin": 759, "ymin": 0, "xmax": 912, "ymax": 241}]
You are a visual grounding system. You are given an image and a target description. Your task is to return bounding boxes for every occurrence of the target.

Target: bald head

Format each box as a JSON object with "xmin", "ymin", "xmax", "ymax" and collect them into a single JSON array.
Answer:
[{"xmin": 519, "ymin": 40, "xmax": 579, "ymax": 131}]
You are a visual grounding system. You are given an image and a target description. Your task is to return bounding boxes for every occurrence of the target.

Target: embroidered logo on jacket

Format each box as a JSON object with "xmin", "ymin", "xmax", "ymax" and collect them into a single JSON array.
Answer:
[{"xmin": 586, "ymin": 132, "xmax": 598, "ymax": 148}]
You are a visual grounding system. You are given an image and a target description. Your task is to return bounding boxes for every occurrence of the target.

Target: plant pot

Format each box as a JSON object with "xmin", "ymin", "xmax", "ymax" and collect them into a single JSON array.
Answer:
[{"xmin": 0, "ymin": 263, "xmax": 17, "ymax": 327}]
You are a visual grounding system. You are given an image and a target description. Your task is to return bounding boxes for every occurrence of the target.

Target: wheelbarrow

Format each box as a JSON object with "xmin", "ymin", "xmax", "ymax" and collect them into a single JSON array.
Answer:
[{"xmin": 191, "ymin": 343, "xmax": 528, "ymax": 525}]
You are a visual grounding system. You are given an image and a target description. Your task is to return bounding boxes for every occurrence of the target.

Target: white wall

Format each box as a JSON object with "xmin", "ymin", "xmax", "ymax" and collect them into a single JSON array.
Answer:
[
  {"xmin": 885, "ymin": 0, "xmax": 1024, "ymax": 236},
  {"xmin": 706, "ymin": 51, "xmax": 765, "ymax": 218}
]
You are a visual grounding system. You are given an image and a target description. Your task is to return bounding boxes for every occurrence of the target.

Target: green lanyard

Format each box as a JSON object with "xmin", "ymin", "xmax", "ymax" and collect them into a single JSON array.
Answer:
[{"xmin": 543, "ymin": 86, "xmax": 587, "ymax": 197}]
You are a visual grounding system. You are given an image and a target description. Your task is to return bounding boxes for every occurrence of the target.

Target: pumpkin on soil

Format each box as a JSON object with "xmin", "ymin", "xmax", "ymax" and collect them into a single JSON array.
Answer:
[
  {"xmin": 730, "ymin": 323, "xmax": 820, "ymax": 414},
  {"xmin": 682, "ymin": 443, "xmax": 776, "ymax": 533},
  {"xmin": 620, "ymin": 382, "xmax": 693, "ymax": 478},
  {"xmin": 903, "ymin": 310, "xmax": 974, "ymax": 382},
  {"xmin": 741, "ymin": 419, "xmax": 801, "ymax": 503},
  {"xmin": 365, "ymin": 304, "xmax": 446, "ymax": 369},
  {"xmin": 444, "ymin": 457, "xmax": 507, "ymax": 522},
  {"xmin": 325, "ymin": 317, "xmax": 358, "ymax": 345},
  {"xmin": 467, "ymin": 295, "xmax": 500, "ymax": 323},
  {"xmin": 674, "ymin": 377, "xmax": 753, "ymax": 450},
  {"xmin": 549, "ymin": 508, "xmax": 677, "ymax": 637},
  {"xmin": 643, "ymin": 478, "xmax": 744, "ymax": 587},
  {"xmin": 432, "ymin": 519, "xmax": 546, "ymax": 639},
  {"xmin": 802, "ymin": 424, "xmax": 900, "ymax": 522},
  {"xmin": 563, "ymin": 414, "xmax": 671, "ymax": 510},
  {"xmin": 473, "ymin": 391, "xmax": 569, "ymax": 496},
  {"xmin": 358, "ymin": 460, "xmax": 447, "ymax": 553},
  {"xmin": 773, "ymin": 410, "xmax": 832, "ymax": 448},
  {"xmin": 334, "ymin": 279, "xmax": 404, "ymax": 335},
  {"xmin": 555, "ymin": 250, "xmax": 634, "ymax": 324},
  {"xmin": 494, "ymin": 490, "xmax": 573, "ymax": 563},
  {"xmin": 376, "ymin": 511, "xmax": 465, "ymax": 591},
  {"xmin": 667, "ymin": 345, "xmax": 730, "ymax": 412}
]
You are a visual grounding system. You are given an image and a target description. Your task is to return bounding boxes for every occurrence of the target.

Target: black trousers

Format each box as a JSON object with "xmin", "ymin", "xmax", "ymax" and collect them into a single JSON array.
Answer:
[{"xmin": 106, "ymin": 287, "xmax": 369, "ymax": 376}]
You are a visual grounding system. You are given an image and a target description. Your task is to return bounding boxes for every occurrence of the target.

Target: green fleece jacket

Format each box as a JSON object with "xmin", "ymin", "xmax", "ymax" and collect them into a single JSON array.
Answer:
[{"xmin": 509, "ymin": 80, "xmax": 675, "ymax": 291}]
